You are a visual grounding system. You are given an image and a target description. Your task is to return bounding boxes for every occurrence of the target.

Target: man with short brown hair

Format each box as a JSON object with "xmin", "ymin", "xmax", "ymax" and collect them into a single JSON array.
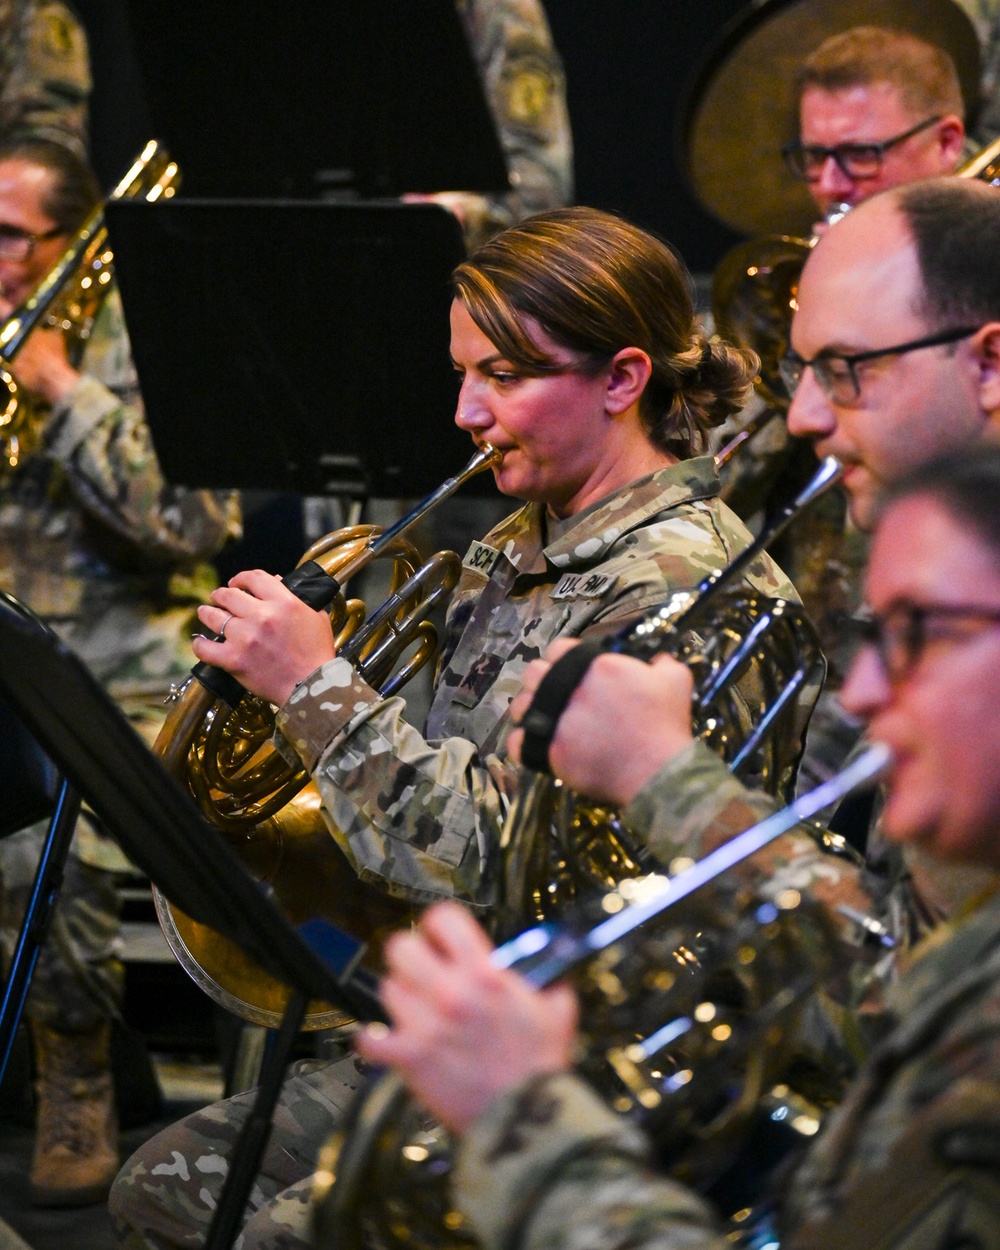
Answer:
[{"xmin": 787, "ymin": 25, "xmax": 966, "ymax": 221}]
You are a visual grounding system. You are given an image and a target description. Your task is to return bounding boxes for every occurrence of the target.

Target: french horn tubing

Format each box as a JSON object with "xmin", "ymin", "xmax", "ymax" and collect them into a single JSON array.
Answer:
[
  {"xmin": 153, "ymin": 444, "xmax": 502, "ymax": 1029},
  {"xmin": 312, "ymin": 744, "xmax": 891, "ymax": 1250},
  {"xmin": 0, "ymin": 140, "xmax": 179, "ymax": 476},
  {"xmin": 495, "ymin": 456, "xmax": 842, "ymax": 939},
  {"xmin": 154, "ymin": 450, "xmax": 837, "ymax": 1028}
]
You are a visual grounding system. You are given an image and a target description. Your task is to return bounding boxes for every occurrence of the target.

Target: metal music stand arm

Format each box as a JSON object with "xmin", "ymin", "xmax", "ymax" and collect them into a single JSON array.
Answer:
[
  {"xmin": 0, "ymin": 777, "xmax": 81, "ymax": 1088},
  {"xmin": 0, "ymin": 597, "xmax": 381, "ymax": 1249},
  {"xmin": 204, "ymin": 990, "xmax": 308, "ymax": 1250}
]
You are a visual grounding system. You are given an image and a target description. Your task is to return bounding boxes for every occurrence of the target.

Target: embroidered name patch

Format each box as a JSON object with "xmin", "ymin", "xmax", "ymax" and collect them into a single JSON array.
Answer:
[
  {"xmin": 551, "ymin": 572, "xmax": 617, "ymax": 600},
  {"xmin": 463, "ymin": 541, "xmax": 501, "ymax": 576}
]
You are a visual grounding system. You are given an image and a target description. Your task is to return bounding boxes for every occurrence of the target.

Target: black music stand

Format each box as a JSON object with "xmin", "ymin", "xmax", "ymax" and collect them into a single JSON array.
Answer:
[
  {"xmin": 101, "ymin": 0, "xmax": 510, "ymax": 501},
  {"xmin": 105, "ymin": 198, "xmax": 481, "ymax": 498},
  {"xmin": 0, "ymin": 597, "xmax": 382, "ymax": 1250},
  {"xmin": 117, "ymin": 0, "xmax": 510, "ymax": 200}
]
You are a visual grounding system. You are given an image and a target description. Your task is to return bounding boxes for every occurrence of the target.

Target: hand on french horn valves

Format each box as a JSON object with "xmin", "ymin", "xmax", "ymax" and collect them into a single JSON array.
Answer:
[
  {"xmin": 508, "ymin": 641, "xmax": 697, "ymax": 807},
  {"xmin": 192, "ymin": 568, "xmax": 337, "ymax": 707}
]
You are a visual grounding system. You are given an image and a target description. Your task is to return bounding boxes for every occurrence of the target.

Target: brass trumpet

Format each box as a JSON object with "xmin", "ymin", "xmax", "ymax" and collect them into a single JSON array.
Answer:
[
  {"xmin": 313, "ymin": 744, "xmax": 891, "ymax": 1250},
  {"xmin": 0, "ymin": 140, "xmax": 179, "ymax": 476},
  {"xmin": 153, "ymin": 444, "xmax": 502, "ymax": 1029}
]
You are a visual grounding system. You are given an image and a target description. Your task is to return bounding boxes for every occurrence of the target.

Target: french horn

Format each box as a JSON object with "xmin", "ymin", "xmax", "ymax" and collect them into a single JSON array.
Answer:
[
  {"xmin": 311, "ymin": 745, "xmax": 892, "ymax": 1250},
  {"xmin": 155, "ymin": 453, "xmax": 838, "ymax": 1028},
  {"xmin": 494, "ymin": 456, "xmax": 841, "ymax": 940},
  {"xmin": 153, "ymin": 444, "xmax": 502, "ymax": 1029},
  {"xmin": 0, "ymin": 140, "xmax": 179, "ymax": 476}
]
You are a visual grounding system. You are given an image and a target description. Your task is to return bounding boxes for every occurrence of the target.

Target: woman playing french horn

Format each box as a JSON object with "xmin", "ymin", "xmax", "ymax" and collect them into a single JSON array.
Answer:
[
  {"xmin": 111, "ymin": 207, "xmax": 813, "ymax": 1250},
  {"xmin": 360, "ymin": 445, "xmax": 1000, "ymax": 1250},
  {"xmin": 190, "ymin": 205, "xmax": 802, "ymax": 908}
]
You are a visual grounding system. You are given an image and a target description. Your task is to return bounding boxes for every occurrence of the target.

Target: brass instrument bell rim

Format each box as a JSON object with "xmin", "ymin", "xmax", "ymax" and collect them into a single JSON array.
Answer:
[
  {"xmin": 677, "ymin": 0, "xmax": 982, "ymax": 238},
  {"xmin": 151, "ymin": 884, "xmax": 353, "ymax": 1031}
]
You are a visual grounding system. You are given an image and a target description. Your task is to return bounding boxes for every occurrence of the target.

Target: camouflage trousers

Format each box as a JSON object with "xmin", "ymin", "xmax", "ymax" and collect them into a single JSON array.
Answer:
[
  {"xmin": 0, "ymin": 818, "xmax": 124, "ymax": 1032},
  {"xmin": 110, "ymin": 1051, "xmax": 367, "ymax": 1250}
]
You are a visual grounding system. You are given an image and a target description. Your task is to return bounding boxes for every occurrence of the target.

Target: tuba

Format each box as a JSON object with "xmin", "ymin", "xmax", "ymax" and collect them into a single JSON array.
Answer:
[
  {"xmin": 0, "ymin": 140, "xmax": 179, "ymax": 476},
  {"xmin": 153, "ymin": 445, "xmax": 502, "ymax": 1029},
  {"xmin": 312, "ymin": 744, "xmax": 892, "ymax": 1250}
]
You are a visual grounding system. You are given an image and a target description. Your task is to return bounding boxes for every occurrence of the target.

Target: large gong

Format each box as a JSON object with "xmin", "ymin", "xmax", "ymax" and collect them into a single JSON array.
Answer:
[{"xmin": 680, "ymin": 0, "xmax": 981, "ymax": 238}]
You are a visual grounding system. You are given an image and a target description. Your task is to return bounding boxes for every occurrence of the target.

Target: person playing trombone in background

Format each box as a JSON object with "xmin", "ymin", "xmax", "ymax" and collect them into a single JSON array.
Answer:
[
  {"xmin": 360, "ymin": 443, "xmax": 1000, "ymax": 1250},
  {"xmin": 110, "ymin": 205, "xmax": 826, "ymax": 1250},
  {"xmin": 0, "ymin": 137, "xmax": 240, "ymax": 1206}
]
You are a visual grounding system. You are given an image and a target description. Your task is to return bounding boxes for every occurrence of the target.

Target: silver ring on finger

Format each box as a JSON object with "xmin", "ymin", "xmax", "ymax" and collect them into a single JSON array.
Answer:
[{"xmin": 218, "ymin": 612, "xmax": 234, "ymax": 641}]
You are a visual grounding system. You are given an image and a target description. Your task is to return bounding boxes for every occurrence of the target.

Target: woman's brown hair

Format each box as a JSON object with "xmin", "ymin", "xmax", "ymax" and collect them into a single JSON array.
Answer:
[{"xmin": 453, "ymin": 207, "xmax": 757, "ymax": 458}]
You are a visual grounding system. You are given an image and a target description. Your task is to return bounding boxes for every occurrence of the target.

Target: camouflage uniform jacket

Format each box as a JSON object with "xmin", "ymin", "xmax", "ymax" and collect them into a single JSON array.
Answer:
[
  {"xmin": 453, "ymin": 888, "xmax": 1000, "ymax": 1250},
  {"xmin": 0, "ymin": 0, "xmax": 89, "ymax": 152},
  {"xmin": 624, "ymin": 739, "xmax": 1000, "ymax": 956},
  {"xmin": 0, "ymin": 283, "xmax": 241, "ymax": 702},
  {"xmin": 275, "ymin": 456, "xmax": 798, "ymax": 908},
  {"xmin": 454, "ymin": 0, "xmax": 573, "ymax": 248}
]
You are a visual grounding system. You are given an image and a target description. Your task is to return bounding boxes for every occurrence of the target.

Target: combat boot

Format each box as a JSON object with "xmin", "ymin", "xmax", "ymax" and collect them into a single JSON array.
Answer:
[{"xmin": 29, "ymin": 1020, "xmax": 119, "ymax": 1207}]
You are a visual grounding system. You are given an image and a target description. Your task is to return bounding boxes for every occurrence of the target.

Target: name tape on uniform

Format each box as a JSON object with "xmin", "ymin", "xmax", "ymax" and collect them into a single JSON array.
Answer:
[
  {"xmin": 463, "ymin": 541, "xmax": 501, "ymax": 577},
  {"xmin": 552, "ymin": 572, "xmax": 618, "ymax": 600}
]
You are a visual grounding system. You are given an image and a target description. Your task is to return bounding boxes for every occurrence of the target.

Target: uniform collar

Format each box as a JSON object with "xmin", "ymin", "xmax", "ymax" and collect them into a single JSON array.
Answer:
[{"xmin": 487, "ymin": 456, "xmax": 721, "ymax": 577}]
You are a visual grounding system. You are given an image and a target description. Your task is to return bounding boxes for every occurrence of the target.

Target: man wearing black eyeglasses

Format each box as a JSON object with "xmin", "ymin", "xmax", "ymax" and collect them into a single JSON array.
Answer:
[
  {"xmin": 500, "ymin": 175, "xmax": 1000, "ymax": 956},
  {"xmin": 786, "ymin": 26, "xmax": 966, "ymax": 226},
  {"xmin": 785, "ymin": 176, "xmax": 1000, "ymax": 531}
]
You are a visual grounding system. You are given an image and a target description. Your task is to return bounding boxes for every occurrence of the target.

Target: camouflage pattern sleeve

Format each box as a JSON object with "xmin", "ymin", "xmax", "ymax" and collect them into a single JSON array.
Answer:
[
  {"xmin": 274, "ymin": 656, "xmax": 514, "ymax": 906},
  {"xmin": 0, "ymin": 1, "xmax": 89, "ymax": 154},
  {"xmin": 274, "ymin": 458, "xmax": 807, "ymax": 906},
  {"xmin": 453, "ymin": 0, "xmax": 574, "ymax": 248},
  {"xmin": 780, "ymin": 891, "xmax": 1000, "ymax": 1244},
  {"xmin": 43, "ymin": 285, "xmax": 241, "ymax": 566},
  {"xmin": 625, "ymin": 740, "xmax": 878, "ymax": 950},
  {"xmin": 454, "ymin": 1073, "xmax": 731, "ymax": 1250},
  {"xmin": 452, "ymin": 896, "xmax": 1000, "ymax": 1250}
]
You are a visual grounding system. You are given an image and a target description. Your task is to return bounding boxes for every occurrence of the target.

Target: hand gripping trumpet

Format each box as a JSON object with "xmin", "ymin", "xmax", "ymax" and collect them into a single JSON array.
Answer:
[
  {"xmin": 312, "ymin": 744, "xmax": 892, "ymax": 1250},
  {"xmin": 153, "ymin": 444, "xmax": 501, "ymax": 1028}
]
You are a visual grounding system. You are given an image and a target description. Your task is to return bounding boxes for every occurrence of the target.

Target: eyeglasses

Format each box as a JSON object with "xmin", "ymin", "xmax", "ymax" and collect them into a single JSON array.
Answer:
[
  {"xmin": 779, "ymin": 326, "xmax": 980, "ymax": 404},
  {"xmin": 782, "ymin": 116, "xmax": 942, "ymax": 182},
  {"xmin": 850, "ymin": 602, "xmax": 1000, "ymax": 684},
  {"xmin": 0, "ymin": 223, "xmax": 64, "ymax": 262}
]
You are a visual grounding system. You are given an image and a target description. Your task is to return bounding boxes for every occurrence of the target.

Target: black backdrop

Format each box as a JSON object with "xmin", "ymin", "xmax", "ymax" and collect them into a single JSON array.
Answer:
[{"xmin": 73, "ymin": 0, "xmax": 748, "ymax": 275}]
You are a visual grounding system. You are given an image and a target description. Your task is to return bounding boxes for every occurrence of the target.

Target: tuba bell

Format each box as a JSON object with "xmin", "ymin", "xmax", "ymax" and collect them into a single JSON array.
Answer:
[
  {"xmin": 0, "ymin": 140, "xmax": 179, "ymax": 476},
  {"xmin": 153, "ymin": 444, "xmax": 502, "ymax": 1029},
  {"xmin": 311, "ymin": 745, "xmax": 891, "ymax": 1250}
]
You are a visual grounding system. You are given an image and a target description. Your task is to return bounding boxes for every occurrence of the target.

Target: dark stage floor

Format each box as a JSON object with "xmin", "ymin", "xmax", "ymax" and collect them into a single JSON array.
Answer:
[{"xmin": 0, "ymin": 1088, "xmax": 217, "ymax": 1250}]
